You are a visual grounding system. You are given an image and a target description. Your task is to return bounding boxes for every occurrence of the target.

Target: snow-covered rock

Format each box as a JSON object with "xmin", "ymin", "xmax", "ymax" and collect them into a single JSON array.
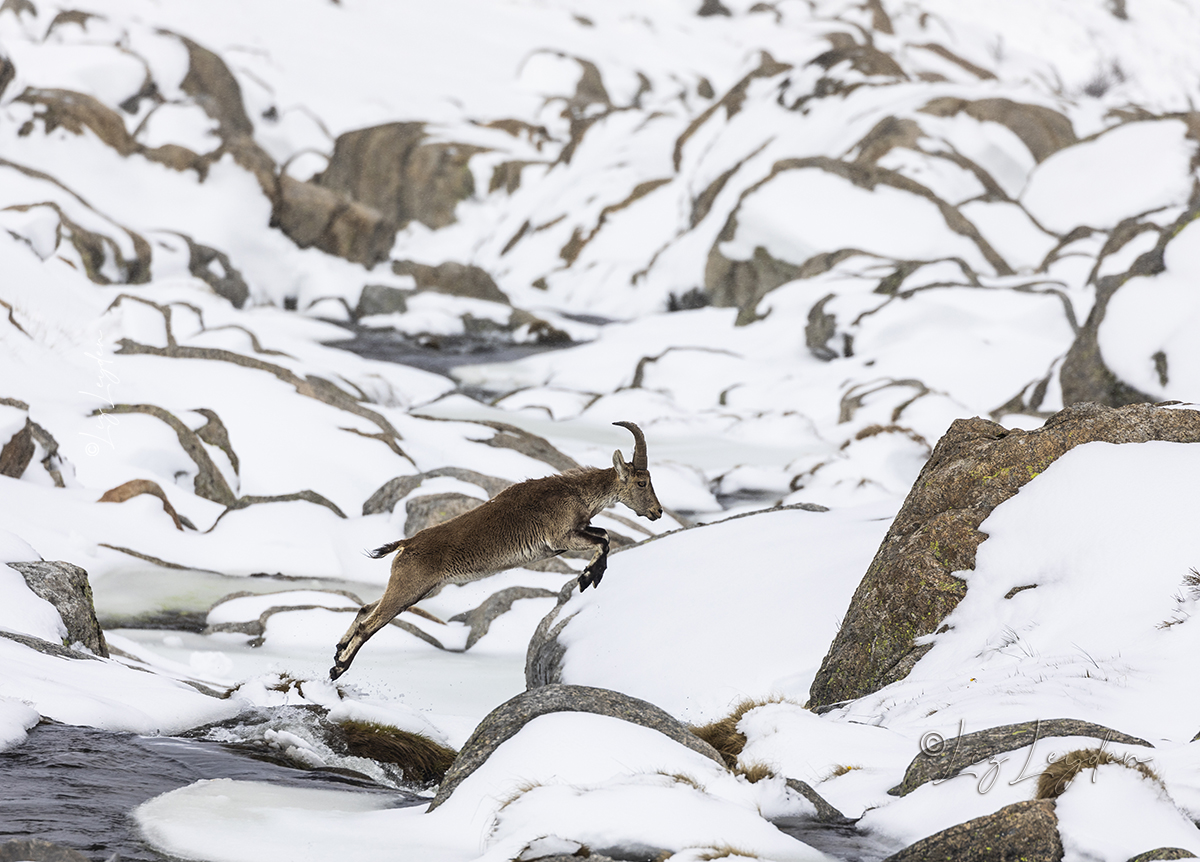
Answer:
[{"xmin": 3, "ymin": 0, "xmax": 1200, "ymax": 859}]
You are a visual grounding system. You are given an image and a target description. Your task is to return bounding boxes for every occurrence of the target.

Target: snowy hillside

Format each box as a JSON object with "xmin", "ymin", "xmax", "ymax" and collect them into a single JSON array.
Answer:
[{"xmin": 2, "ymin": 0, "xmax": 1200, "ymax": 860}]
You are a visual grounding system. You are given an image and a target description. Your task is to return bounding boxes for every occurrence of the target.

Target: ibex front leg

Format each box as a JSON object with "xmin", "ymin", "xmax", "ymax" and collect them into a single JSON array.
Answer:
[
  {"xmin": 566, "ymin": 525, "xmax": 610, "ymax": 592},
  {"xmin": 331, "ymin": 555, "xmax": 433, "ymax": 680}
]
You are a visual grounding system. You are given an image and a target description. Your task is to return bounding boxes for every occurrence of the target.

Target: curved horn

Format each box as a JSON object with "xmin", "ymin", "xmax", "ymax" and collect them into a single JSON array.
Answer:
[{"xmin": 612, "ymin": 421, "xmax": 647, "ymax": 469}]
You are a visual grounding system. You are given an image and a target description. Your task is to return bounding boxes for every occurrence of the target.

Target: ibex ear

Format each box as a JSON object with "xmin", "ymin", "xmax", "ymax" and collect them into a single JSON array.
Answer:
[{"xmin": 612, "ymin": 449, "xmax": 630, "ymax": 480}]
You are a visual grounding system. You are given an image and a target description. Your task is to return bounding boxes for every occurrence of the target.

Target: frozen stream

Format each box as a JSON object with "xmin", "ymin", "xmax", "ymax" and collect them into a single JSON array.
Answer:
[
  {"xmin": 92, "ymin": 567, "xmax": 384, "ymax": 631},
  {"xmin": 0, "ymin": 723, "xmax": 421, "ymax": 862}
]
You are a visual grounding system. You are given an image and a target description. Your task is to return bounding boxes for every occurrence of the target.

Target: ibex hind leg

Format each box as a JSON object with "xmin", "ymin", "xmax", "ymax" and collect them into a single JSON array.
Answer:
[
  {"xmin": 330, "ymin": 601, "xmax": 377, "ymax": 679},
  {"xmin": 330, "ymin": 556, "xmax": 436, "ymax": 680}
]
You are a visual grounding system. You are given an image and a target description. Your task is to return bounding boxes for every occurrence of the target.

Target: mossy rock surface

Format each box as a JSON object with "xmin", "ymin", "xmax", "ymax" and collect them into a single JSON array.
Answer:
[
  {"xmin": 808, "ymin": 401, "xmax": 1200, "ymax": 709},
  {"xmin": 881, "ymin": 799, "xmax": 1062, "ymax": 862},
  {"xmin": 1125, "ymin": 849, "xmax": 1198, "ymax": 862},
  {"xmin": 8, "ymin": 560, "xmax": 108, "ymax": 658},
  {"xmin": 888, "ymin": 718, "xmax": 1152, "ymax": 797}
]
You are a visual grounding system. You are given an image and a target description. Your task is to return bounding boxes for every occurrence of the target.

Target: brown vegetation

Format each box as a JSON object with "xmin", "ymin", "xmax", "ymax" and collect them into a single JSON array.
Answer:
[
  {"xmin": 1035, "ymin": 747, "xmax": 1162, "ymax": 800},
  {"xmin": 336, "ymin": 720, "xmax": 457, "ymax": 786},
  {"xmin": 689, "ymin": 697, "xmax": 791, "ymax": 768}
]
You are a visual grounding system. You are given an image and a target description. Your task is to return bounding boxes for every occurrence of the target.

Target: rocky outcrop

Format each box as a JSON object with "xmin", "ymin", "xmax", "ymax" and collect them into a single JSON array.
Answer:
[
  {"xmin": 16, "ymin": 87, "xmax": 208, "ymax": 181},
  {"xmin": 7, "ymin": 560, "xmax": 108, "ymax": 657},
  {"xmin": 178, "ymin": 235, "xmax": 250, "ymax": 308},
  {"xmin": 0, "ymin": 415, "xmax": 63, "ymax": 486},
  {"xmin": 273, "ymin": 174, "xmax": 396, "ymax": 267},
  {"xmin": 0, "ymin": 418, "xmax": 34, "ymax": 477},
  {"xmin": 703, "ymin": 152, "xmax": 1014, "ymax": 324},
  {"xmin": 449, "ymin": 585, "xmax": 558, "ymax": 650},
  {"xmin": 362, "ymin": 467, "xmax": 512, "ymax": 516},
  {"xmin": 808, "ymin": 401, "xmax": 1200, "ymax": 709},
  {"xmin": 355, "ymin": 284, "xmax": 412, "ymax": 318},
  {"xmin": 889, "ymin": 718, "xmax": 1152, "ymax": 797},
  {"xmin": 390, "ymin": 260, "xmax": 508, "ymax": 304},
  {"xmin": 274, "ymin": 122, "xmax": 485, "ymax": 267},
  {"xmin": 428, "ymin": 684, "xmax": 725, "ymax": 810},
  {"xmin": 525, "ymin": 579, "xmax": 584, "ymax": 688},
  {"xmin": 919, "ymin": 97, "xmax": 1077, "ymax": 163},
  {"xmin": 1059, "ymin": 197, "xmax": 1200, "ymax": 407},
  {"xmin": 12, "ymin": 34, "xmax": 481, "ymax": 272},
  {"xmin": 98, "ymin": 478, "xmax": 185, "ymax": 531},
  {"xmin": 315, "ymin": 122, "xmax": 480, "ymax": 232},
  {"xmin": 403, "ymin": 492, "xmax": 485, "ymax": 537},
  {"xmin": 1126, "ymin": 851, "xmax": 1198, "ymax": 861},
  {"xmin": 881, "ymin": 800, "xmax": 1063, "ymax": 862}
]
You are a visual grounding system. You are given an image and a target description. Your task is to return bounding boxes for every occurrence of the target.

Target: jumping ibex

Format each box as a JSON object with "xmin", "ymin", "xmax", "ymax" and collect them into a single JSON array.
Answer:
[{"xmin": 331, "ymin": 421, "xmax": 662, "ymax": 679}]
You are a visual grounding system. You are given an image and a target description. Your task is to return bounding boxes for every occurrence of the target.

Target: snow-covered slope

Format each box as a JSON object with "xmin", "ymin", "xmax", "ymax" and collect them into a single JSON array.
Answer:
[{"xmin": 2, "ymin": 0, "xmax": 1200, "ymax": 859}]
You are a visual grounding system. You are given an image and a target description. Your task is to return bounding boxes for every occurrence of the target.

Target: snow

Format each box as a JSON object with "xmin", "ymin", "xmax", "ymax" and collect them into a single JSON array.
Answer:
[
  {"xmin": 0, "ymin": 563, "xmax": 67, "ymax": 644},
  {"xmin": 851, "ymin": 442, "xmax": 1200, "ymax": 743},
  {"xmin": 722, "ymin": 167, "xmax": 990, "ymax": 272},
  {"xmin": 1055, "ymin": 763, "xmax": 1200, "ymax": 862},
  {"xmin": 136, "ymin": 712, "xmax": 830, "ymax": 862},
  {"xmin": 550, "ymin": 504, "xmax": 893, "ymax": 722},
  {"xmin": 1022, "ymin": 120, "xmax": 1197, "ymax": 234},
  {"xmin": 0, "ymin": 697, "xmax": 40, "ymax": 752},
  {"xmin": 1100, "ymin": 218, "xmax": 1200, "ymax": 401},
  {"xmin": 3, "ymin": 0, "xmax": 1200, "ymax": 858},
  {"xmin": 0, "ymin": 529, "xmax": 41, "ymax": 565},
  {"xmin": 0, "ymin": 636, "xmax": 240, "ymax": 735}
]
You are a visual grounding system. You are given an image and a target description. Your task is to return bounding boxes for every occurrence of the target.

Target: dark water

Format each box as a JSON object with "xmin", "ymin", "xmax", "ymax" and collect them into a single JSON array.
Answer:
[
  {"xmin": 0, "ymin": 723, "xmax": 421, "ymax": 862},
  {"xmin": 323, "ymin": 326, "xmax": 577, "ymax": 377},
  {"xmin": 775, "ymin": 816, "xmax": 904, "ymax": 862}
]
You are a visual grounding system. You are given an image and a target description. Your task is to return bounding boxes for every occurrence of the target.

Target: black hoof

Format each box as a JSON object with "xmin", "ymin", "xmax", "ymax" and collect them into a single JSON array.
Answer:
[
  {"xmin": 578, "ymin": 574, "xmax": 592, "ymax": 592},
  {"xmin": 330, "ymin": 661, "xmax": 348, "ymax": 681}
]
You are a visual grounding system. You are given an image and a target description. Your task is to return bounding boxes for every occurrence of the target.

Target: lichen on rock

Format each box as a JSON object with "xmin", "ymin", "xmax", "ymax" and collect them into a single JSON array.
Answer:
[{"xmin": 808, "ymin": 401, "xmax": 1200, "ymax": 709}]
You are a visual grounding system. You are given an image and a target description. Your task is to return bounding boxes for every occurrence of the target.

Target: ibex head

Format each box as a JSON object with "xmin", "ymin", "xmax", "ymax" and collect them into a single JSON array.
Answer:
[{"xmin": 612, "ymin": 421, "xmax": 663, "ymax": 521}]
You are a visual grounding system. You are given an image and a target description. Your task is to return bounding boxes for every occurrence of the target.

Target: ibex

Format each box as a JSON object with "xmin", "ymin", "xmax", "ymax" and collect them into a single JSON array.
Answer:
[{"xmin": 331, "ymin": 421, "xmax": 662, "ymax": 679}]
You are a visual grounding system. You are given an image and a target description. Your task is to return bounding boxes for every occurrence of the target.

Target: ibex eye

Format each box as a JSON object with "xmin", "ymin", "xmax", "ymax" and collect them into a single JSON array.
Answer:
[{"xmin": 637, "ymin": 481, "xmax": 646, "ymax": 487}]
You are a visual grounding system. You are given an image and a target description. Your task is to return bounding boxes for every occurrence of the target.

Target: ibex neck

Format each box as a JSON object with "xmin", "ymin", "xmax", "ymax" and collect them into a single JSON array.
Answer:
[{"xmin": 575, "ymin": 467, "xmax": 622, "ymax": 517}]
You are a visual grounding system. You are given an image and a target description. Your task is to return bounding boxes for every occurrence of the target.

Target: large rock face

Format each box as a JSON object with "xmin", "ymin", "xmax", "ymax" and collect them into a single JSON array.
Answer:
[
  {"xmin": 7, "ymin": 561, "xmax": 108, "ymax": 658},
  {"xmin": 314, "ymin": 122, "xmax": 480, "ymax": 233},
  {"xmin": 428, "ymin": 684, "xmax": 724, "ymax": 810},
  {"xmin": 881, "ymin": 800, "xmax": 1063, "ymax": 862},
  {"xmin": 808, "ymin": 401, "xmax": 1200, "ymax": 709}
]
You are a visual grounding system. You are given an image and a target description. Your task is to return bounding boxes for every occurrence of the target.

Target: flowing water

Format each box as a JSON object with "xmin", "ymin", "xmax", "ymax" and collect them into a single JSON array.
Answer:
[
  {"xmin": 323, "ymin": 325, "xmax": 578, "ymax": 377},
  {"xmin": 0, "ymin": 723, "xmax": 422, "ymax": 862}
]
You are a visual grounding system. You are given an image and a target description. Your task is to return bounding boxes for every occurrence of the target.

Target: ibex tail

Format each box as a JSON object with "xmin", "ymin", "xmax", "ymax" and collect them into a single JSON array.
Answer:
[{"xmin": 365, "ymin": 539, "xmax": 404, "ymax": 559}]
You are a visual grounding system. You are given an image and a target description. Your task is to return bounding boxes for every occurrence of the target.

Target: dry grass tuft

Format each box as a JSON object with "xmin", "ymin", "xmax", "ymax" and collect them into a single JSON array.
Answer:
[
  {"xmin": 734, "ymin": 761, "xmax": 776, "ymax": 783},
  {"xmin": 337, "ymin": 719, "xmax": 457, "ymax": 785},
  {"xmin": 1035, "ymin": 747, "xmax": 1162, "ymax": 800},
  {"xmin": 821, "ymin": 764, "xmax": 860, "ymax": 781},
  {"xmin": 695, "ymin": 847, "xmax": 759, "ymax": 861},
  {"xmin": 660, "ymin": 771, "xmax": 706, "ymax": 791},
  {"xmin": 690, "ymin": 696, "xmax": 795, "ymax": 768}
]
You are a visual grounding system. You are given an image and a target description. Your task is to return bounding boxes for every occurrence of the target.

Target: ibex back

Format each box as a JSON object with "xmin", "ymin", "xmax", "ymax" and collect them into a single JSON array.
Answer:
[{"xmin": 331, "ymin": 421, "xmax": 663, "ymax": 679}]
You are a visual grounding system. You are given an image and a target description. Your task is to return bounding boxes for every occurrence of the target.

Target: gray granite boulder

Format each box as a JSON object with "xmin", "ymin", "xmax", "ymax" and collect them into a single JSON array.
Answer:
[
  {"xmin": 404, "ymin": 492, "xmax": 485, "ymax": 537},
  {"xmin": 7, "ymin": 561, "xmax": 108, "ymax": 657},
  {"xmin": 809, "ymin": 402, "xmax": 1200, "ymax": 710},
  {"xmin": 889, "ymin": 718, "xmax": 1152, "ymax": 797},
  {"xmin": 428, "ymin": 684, "xmax": 724, "ymax": 810},
  {"xmin": 1125, "ymin": 850, "xmax": 1198, "ymax": 861},
  {"xmin": 882, "ymin": 800, "xmax": 1063, "ymax": 862}
]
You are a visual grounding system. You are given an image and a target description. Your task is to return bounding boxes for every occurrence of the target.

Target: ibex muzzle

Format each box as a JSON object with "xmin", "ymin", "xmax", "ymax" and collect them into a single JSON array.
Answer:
[{"xmin": 331, "ymin": 421, "xmax": 662, "ymax": 679}]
